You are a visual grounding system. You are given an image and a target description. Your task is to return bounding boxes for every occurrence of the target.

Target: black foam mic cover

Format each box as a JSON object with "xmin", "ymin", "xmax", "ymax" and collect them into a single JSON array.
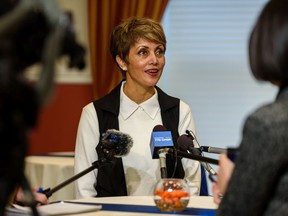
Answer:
[{"xmin": 101, "ymin": 129, "xmax": 133, "ymax": 158}]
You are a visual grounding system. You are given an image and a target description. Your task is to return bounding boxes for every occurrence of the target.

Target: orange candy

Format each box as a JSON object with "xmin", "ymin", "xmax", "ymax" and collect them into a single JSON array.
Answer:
[{"xmin": 154, "ymin": 188, "xmax": 188, "ymax": 210}]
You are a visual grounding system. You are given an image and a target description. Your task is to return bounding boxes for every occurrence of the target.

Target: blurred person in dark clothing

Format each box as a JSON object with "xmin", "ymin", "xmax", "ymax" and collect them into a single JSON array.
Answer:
[{"xmin": 213, "ymin": 1, "xmax": 288, "ymax": 215}]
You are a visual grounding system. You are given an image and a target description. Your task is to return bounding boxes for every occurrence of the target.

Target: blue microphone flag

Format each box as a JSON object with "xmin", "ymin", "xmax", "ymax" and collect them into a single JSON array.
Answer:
[{"xmin": 150, "ymin": 131, "xmax": 174, "ymax": 159}]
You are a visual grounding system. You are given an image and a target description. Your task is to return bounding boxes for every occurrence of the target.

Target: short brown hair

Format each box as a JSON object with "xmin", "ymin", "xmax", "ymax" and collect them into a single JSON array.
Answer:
[{"xmin": 110, "ymin": 17, "xmax": 166, "ymax": 78}]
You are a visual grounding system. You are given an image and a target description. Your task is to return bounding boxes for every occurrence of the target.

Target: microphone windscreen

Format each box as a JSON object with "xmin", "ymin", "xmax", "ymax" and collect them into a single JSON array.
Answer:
[
  {"xmin": 153, "ymin": 125, "xmax": 167, "ymax": 132},
  {"xmin": 177, "ymin": 134, "xmax": 194, "ymax": 151},
  {"xmin": 101, "ymin": 129, "xmax": 133, "ymax": 158}
]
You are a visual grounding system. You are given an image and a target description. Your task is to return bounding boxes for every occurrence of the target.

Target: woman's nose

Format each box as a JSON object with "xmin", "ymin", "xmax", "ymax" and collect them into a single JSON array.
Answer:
[{"xmin": 149, "ymin": 53, "xmax": 158, "ymax": 65}]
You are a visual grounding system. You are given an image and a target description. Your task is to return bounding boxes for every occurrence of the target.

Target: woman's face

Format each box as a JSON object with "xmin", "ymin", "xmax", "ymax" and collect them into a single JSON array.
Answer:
[{"xmin": 123, "ymin": 38, "xmax": 165, "ymax": 89}]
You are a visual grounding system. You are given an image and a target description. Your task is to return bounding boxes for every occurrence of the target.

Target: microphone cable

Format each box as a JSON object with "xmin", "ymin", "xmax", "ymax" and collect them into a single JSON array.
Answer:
[
  {"xmin": 170, "ymin": 146, "xmax": 178, "ymax": 178},
  {"xmin": 186, "ymin": 130, "xmax": 203, "ymax": 156},
  {"xmin": 185, "ymin": 129, "xmax": 217, "ymax": 176}
]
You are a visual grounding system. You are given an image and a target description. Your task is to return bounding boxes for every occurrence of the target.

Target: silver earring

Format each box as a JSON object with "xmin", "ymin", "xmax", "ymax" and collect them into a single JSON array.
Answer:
[{"xmin": 122, "ymin": 67, "xmax": 127, "ymax": 71}]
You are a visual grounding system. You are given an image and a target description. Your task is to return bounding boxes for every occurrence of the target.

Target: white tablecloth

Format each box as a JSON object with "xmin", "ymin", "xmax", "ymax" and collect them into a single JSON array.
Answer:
[{"xmin": 24, "ymin": 153, "xmax": 75, "ymax": 202}]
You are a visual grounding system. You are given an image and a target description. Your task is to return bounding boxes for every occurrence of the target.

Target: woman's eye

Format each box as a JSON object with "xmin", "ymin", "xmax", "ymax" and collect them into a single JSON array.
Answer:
[
  {"xmin": 137, "ymin": 47, "xmax": 164, "ymax": 57},
  {"xmin": 138, "ymin": 49, "xmax": 148, "ymax": 56},
  {"xmin": 155, "ymin": 49, "xmax": 164, "ymax": 57}
]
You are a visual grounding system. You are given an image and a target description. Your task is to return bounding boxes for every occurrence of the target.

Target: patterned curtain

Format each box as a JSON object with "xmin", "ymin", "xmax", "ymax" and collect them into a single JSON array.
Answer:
[{"xmin": 87, "ymin": 0, "xmax": 169, "ymax": 99}]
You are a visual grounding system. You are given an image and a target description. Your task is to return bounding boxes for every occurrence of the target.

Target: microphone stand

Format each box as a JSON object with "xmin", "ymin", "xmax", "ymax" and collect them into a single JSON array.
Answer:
[
  {"xmin": 42, "ymin": 157, "xmax": 113, "ymax": 198},
  {"xmin": 158, "ymin": 149, "xmax": 168, "ymax": 178},
  {"xmin": 167, "ymin": 148, "xmax": 219, "ymax": 165}
]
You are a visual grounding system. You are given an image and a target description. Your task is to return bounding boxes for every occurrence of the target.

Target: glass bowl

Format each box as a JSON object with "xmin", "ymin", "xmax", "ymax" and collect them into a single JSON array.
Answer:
[{"xmin": 153, "ymin": 178, "xmax": 190, "ymax": 212}]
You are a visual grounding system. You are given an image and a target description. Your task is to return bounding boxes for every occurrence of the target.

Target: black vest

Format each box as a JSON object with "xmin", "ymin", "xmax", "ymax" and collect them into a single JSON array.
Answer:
[{"xmin": 93, "ymin": 81, "xmax": 184, "ymax": 197}]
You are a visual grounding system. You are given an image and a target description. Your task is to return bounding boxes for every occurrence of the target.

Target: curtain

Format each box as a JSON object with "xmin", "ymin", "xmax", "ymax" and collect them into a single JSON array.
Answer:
[{"xmin": 87, "ymin": 0, "xmax": 169, "ymax": 99}]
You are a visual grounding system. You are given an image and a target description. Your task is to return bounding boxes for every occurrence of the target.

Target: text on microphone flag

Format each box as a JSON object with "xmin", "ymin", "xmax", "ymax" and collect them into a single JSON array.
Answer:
[{"xmin": 150, "ymin": 131, "xmax": 174, "ymax": 159}]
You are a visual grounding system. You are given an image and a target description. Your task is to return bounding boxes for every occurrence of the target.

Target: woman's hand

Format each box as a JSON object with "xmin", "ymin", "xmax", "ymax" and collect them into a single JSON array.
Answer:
[
  {"xmin": 14, "ymin": 186, "xmax": 49, "ymax": 206},
  {"xmin": 31, "ymin": 186, "xmax": 49, "ymax": 206},
  {"xmin": 212, "ymin": 153, "xmax": 235, "ymax": 204}
]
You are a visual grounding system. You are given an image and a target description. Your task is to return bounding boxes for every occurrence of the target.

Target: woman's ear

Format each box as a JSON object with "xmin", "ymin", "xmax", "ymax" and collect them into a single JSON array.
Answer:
[{"xmin": 116, "ymin": 55, "xmax": 127, "ymax": 71}]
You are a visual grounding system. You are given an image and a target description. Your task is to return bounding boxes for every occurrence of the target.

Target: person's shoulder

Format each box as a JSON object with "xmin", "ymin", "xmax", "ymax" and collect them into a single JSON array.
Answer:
[
  {"xmin": 255, "ymin": 99, "xmax": 286, "ymax": 116},
  {"xmin": 83, "ymin": 102, "xmax": 94, "ymax": 109},
  {"xmin": 82, "ymin": 102, "xmax": 96, "ymax": 114},
  {"xmin": 93, "ymin": 83, "xmax": 122, "ymax": 110},
  {"xmin": 246, "ymin": 100, "xmax": 288, "ymax": 127},
  {"xmin": 179, "ymin": 100, "xmax": 191, "ymax": 111}
]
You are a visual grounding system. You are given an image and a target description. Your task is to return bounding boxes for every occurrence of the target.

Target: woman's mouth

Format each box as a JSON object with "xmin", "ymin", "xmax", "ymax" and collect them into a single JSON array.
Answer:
[{"xmin": 145, "ymin": 69, "xmax": 159, "ymax": 75}]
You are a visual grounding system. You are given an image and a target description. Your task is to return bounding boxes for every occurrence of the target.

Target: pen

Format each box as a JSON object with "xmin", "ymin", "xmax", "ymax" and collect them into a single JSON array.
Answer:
[{"xmin": 37, "ymin": 187, "xmax": 43, "ymax": 193}]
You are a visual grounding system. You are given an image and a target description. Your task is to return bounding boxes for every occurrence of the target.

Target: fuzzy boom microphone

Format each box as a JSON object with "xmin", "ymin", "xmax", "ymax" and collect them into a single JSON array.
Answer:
[
  {"xmin": 42, "ymin": 129, "xmax": 133, "ymax": 198},
  {"xmin": 101, "ymin": 129, "xmax": 133, "ymax": 158}
]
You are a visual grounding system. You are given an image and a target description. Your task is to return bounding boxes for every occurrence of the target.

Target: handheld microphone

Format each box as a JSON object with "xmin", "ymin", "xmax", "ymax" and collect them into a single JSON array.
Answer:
[
  {"xmin": 200, "ymin": 146, "xmax": 227, "ymax": 154},
  {"xmin": 166, "ymin": 149, "xmax": 219, "ymax": 165},
  {"xmin": 150, "ymin": 125, "xmax": 174, "ymax": 178},
  {"xmin": 178, "ymin": 134, "xmax": 216, "ymax": 175},
  {"xmin": 42, "ymin": 129, "xmax": 133, "ymax": 198},
  {"xmin": 186, "ymin": 130, "xmax": 227, "ymax": 154}
]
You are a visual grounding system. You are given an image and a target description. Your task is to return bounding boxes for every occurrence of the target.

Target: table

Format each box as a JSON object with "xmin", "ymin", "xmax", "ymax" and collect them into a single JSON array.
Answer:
[
  {"xmin": 24, "ymin": 152, "xmax": 75, "ymax": 202},
  {"xmin": 44, "ymin": 196, "xmax": 218, "ymax": 216},
  {"xmin": 24, "ymin": 155, "xmax": 218, "ymax": 215}
]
